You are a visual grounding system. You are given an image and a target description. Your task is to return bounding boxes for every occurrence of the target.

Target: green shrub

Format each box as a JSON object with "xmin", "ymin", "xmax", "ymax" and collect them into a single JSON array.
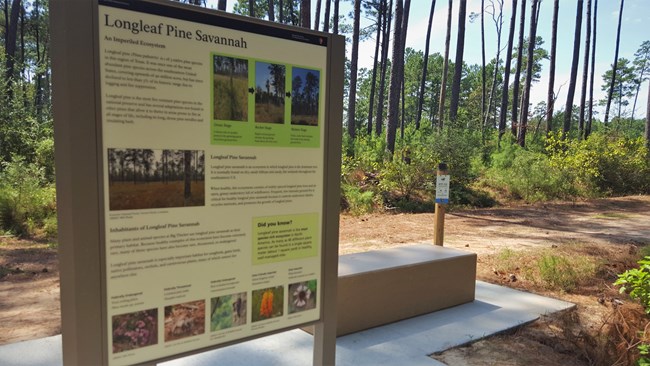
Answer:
[
  {"xmin": 615, "ymin": 256, "xmax": 650, "ymax": 313},
  {"xmin": 482, "ymin": 143, "xmax": 575, "ymax": 201},
  {"xmin": 547, "ymin": 131, "xmax": 650, "ymax": 196},
  {"xmin": 342, "ymin": 183, "xmax": 376, "ymax": 215},
  {"xmin": 0, "ymin": 156, "xmax": 57, "ymax": 238}
]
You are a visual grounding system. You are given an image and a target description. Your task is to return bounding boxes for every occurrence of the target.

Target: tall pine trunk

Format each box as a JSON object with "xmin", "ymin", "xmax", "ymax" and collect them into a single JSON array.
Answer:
[
  {"xmin": 586, "ymin": 0, "xmax": 598, "ymax": 139},
  {"xmin": 333, "ymin": 0, "xmax": 340, "ymax": 34},
  {"xmin": 485, "ymin": 0, "xmax": 503, "ymax": 132},
  {"xmin": 563, "ymin": 0, "xmax": 583, "ymax": 135},
  {"xmin": 481, "ymin": 0, "xmax": 486, "ymax": 128},
  {"xmin": 517, "ymin": 0, "xmax": 540, "ymax": 147},
  {"xmin": 511, "ymin": 0, "xmax": 526, "ymax": 137},
  {"xmin": 416, "ymin": 0, "xmax": 437, "ymax": 130},
  {"xmin": 386, "ymin": 0, "xmax": 403, "ymax": 155},
  {"xmin": 604, "ymin": 0, "xmax": 625, "ymax": 124},
  {"xmin": 578, "ymin": 0, "xmax": 592, "ymax": 139},
  {"xmin": 437, "ymin": 0, "xmax": 453, "ymax": 129},
  {"xmin": 368, "ymin": 2, "xmax": 383, "ymax": 135},
  {"xmin": 546, "ymin": 0, "xmax": 558, "ymax": 134},
  {"xmin": 399, "ymin": 0, "xmax": 411, "ymax": 132},
  {"xmin": 5, "ymin": 0, "xmax": 21, "ymax": 98},
  {"xmin": 323, "ymin": 0, "xmax": 330, "ymax": 31},
  {"xmin": 376, "ymin": 0, "xmax": 393, "ymax": 135},
  {"xmin": 498, "ymin": 0, "xmax": 517, "ymax": 144},
  {"xmin": 347, "ymin": 0, "xmax": 361, "ymax": 139},
  {"xmin": 449, "ymin": 0, "xmax": 467, "ymax": 123},
  {"xmin": 300, "ymin": 0, "xmax": 310, "ymax": 28},
  {"xmin": 645, "ymin": 82, "xmax": 650, "ymax": 149}
]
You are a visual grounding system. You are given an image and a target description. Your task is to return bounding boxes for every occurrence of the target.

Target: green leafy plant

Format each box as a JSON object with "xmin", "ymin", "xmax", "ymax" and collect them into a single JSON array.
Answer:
[
  {"xmin": 615, "ymin": 257, "xmax": 650, "ymax": 365},
  {"xmin": 615, "ymin": 256, "xmax": 650, "ymax": 313},
  {"xmin": 0, "ymin": 156, "xmax": 56, "ymax": 238}
]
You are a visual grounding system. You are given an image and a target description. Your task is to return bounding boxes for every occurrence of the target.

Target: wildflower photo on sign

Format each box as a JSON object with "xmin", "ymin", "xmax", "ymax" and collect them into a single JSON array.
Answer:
[
  {"xmin": 288, "ymin": 280, "xmax": 317, "ymax": 314},
  {"xmin": 111, "ymin": 308, "xmax": 158, "ymax": 354},
  {"xmin": 251, "ymin": 286, "xmax": 284, "ymax": 322}
]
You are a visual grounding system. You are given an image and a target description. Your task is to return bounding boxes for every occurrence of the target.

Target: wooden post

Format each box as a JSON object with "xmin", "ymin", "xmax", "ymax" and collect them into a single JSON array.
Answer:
[{"xmin": 433, "ymin": 163, "xmax": 449, "ymax": 246}]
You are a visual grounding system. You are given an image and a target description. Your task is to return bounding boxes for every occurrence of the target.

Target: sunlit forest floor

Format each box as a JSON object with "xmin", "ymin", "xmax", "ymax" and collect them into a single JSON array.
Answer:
[
  {"xmin": 109, "ymin": 181, "xmax": 205, "ymax": 210},
  {"xmin": 2, "ymin": 195, "xmax": 650, "ymax": 364}
]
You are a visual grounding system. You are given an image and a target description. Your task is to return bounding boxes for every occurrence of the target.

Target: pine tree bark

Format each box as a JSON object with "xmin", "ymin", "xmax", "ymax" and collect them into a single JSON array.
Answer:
[
  {"xmin": 517, "ymin": 0, "xmax": 540, "ymax": 147},
  {"xmin": 546, "ymin": 0, "xmax": 558, "ymax": 134},
  {"xmin": 368, "ymin": 2, "xmax": 383, "ymax": 135},
  {"xmin": 249, "ymin": 0, "xmax": 255, "ymax": 17},
  {"xmin": 347, "ymin": 0, "xmax": 361, "ymax": 139},
  {"xmin": 437, "ymin": 0, "xmax": 453, "ymax": 129},
  {"xmin": 399, "ymin": 0, "xmax": 411, "ymax": 132},
  {"xmin": 511, "ymin": 0, "xmax": 526, "ymax": 137},
  {"xmin": 604, "ymin": 0, "xmax": 625, "ymax": 124},
  {"xmin": 481, "ymin": 0, "xmax": 486, "ymax": 129},
  {"xmin": 563, "ymin": 0, "xmax": 583, "ymax": 135},
  {"xmin": 376, "ymin": 0, "xmax": 393, "ymax": 135},
  {"xmin": 449, "ymin": 0, "xmax": 467, "ymax": 122},
  {"xmin": 586, "ymin": 0, "xmax": 598, "ymax": 139},
  {"xmin": 300, "ymin": 0, "xmax": 310, "ymax": 28},
  {"xmin": 5, "ymin": 0, "xmax": 21, "ymax": 98},
  {"xmin": 485, "ymin": 0, "xmax": 503, "ymax": 132},
  {"xmin": 498, "ymin": 0, "xmax": 517, "ymax": 144},
  {"xmin": 386, "ymin": 0, "xmax": 403, "ymax": 155},
  {"xmin": 218, "ymin": 0, "xmax": 226, "ymax": 11},
  {"xmin": 416, "ymin": 0, "xmax": 437, "ymax": 130},
  {"xmin": 269, "ymin": 0, "xmax": 275, "ymax": 21},
  {"xmin": 333, "ymin": 0, "xmax": 340, "ymax": 34},
  {"xmin": 578, "ymin": 0, "xmax": 592, "ymax": 139},
  {"xmin": 645, "ymin": 83, "xmax": 650, "ymax": 148},
  {"xmin": 280, "ymin": 0, "xmax": 285, "ymax": 23}
]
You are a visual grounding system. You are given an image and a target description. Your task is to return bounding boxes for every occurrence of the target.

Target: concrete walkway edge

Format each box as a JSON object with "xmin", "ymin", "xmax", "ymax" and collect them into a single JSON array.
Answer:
[{"xmin": 0, "ymin": 281, "xmax": 574, "ymax": 366}]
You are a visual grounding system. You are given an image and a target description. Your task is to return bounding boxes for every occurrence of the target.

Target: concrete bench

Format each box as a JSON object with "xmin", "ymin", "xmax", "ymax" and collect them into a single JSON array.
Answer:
[{"xmin": 335, "ymin": 243, "xmax": 476, "ymax": 336}]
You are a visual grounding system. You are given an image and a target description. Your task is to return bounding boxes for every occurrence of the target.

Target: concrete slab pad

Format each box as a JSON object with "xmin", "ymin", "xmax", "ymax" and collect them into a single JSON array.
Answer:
[{"xmin": 0, "ymin": 281, "xmax": 574, "ymax": 366}]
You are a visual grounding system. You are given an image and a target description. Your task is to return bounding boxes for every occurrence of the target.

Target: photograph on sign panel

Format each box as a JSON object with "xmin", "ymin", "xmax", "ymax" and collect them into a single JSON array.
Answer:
[
  {"xmin": 107, "ymin": 148, "xmax": 205, "ymax": 210},
  {"xmin": 290, "ymin": 67, "xmax": 320, "ymax": 126},
  {"xmin": 255, "ymin": 61, "xmax": 286, "ymax": 124},
  {"xmin": 213, "ymin": 54, "xmax": 249, "ymax": 121},
  {"xmin": 251, "ymin": 286, "xmax": 284, "ymax": 322},
  {"xmin": 164, "ymin": 300, "xmax": 206, "ymax": 342},
  {"xmin": 112, "ymin": 308, "xmax": 158, "ymax": 354},
  {"xmin": 210, "ymin": 292, "xmax": 247, "ymax": 331},
  {"xmin": 288, "ymin": 279, "xmax": 317, "ymax": 314}
]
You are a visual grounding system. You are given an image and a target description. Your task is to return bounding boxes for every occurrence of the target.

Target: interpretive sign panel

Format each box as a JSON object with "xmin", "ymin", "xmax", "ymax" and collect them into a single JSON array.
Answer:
[
  {"xmin": 52, "ymin": 1, "xmax": 343, "ymax": 365},
  {"xmin": 435, "ymin": 175, "xmax": 450, "ymax": 204}
]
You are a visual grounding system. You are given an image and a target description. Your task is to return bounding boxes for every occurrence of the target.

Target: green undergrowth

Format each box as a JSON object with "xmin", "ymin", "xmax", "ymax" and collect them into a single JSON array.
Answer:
[{"xmin": 341, "ymin": 128, "xmax": 650, "ymax": 215}]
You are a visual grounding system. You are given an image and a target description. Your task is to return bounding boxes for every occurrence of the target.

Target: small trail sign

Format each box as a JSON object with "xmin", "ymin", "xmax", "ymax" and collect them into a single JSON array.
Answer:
[{"xmin": 435, "ymin": 174, "xmax": 450, "ymax": 204}]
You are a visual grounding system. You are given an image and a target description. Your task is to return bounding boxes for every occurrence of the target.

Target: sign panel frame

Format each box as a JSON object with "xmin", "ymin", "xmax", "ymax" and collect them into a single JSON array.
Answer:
[{"xmin": 52, "ymin": 1, "xmax": 343, "ymax": 365}]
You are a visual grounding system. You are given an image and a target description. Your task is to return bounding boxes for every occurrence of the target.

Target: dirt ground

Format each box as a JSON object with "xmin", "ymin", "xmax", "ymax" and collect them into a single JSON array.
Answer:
[{"xmin": 1, "ymin": 195, "xmax": 650, "ymax": 364}]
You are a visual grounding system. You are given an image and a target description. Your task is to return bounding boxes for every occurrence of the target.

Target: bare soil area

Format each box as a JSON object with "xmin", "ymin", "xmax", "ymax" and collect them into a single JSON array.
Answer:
[{"xmin": 1, "ymin": 195, "xmax": 650, "ymax": 364}]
